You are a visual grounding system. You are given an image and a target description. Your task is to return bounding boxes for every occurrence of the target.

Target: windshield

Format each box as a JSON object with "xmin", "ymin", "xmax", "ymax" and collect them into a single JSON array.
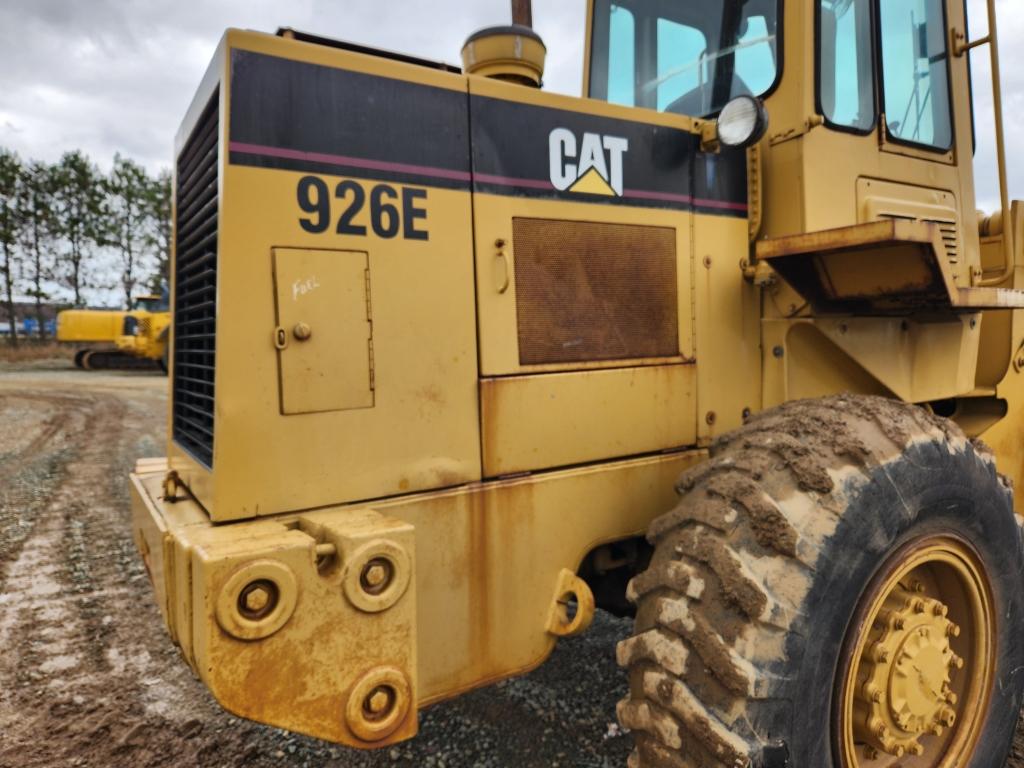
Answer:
[
  {"xmin": 589, "ymin": 0, "xmax": 781, "ymax": 118},
  {"xmin": 132, "ymin": 296, "xmax": 168, "ymax": 312}
]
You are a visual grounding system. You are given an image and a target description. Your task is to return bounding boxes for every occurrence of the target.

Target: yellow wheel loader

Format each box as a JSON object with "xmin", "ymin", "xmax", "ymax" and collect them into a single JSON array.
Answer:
[
  {"xmin": 59, "ymin": 293, "xmax": 171, "ymax": 371},
  {"xmin": 129, "ymin": 1, "xmax": 1024, "ymax": 765}
]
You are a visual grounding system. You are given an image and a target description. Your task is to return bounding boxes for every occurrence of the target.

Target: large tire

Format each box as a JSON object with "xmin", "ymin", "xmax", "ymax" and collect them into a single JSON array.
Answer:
[{"xmin": 617, "ymin": 394, "xmax": 1024, "ymax": 767}]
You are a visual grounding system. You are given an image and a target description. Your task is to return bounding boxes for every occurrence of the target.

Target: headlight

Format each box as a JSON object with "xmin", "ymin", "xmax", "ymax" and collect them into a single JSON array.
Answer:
[{"xmin": 716, "ymin": 95, "xmax": 769, "ymax": 149}]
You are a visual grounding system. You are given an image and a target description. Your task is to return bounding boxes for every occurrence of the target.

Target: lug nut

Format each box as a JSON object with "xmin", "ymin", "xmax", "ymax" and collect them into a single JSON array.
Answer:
[
  {"xmin": 882, "ymin": 738, "xmax": 904, "ymax": 757},
  {"xmin": 909, "ymin": 742, "xmax": 925, "ymax": 756}
]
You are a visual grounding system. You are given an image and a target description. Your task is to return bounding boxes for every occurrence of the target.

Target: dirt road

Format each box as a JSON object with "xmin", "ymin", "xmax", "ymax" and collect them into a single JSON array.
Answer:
[{"xmin": 0, "ymin": 366, "xmax": 1022, "ymax": 767}]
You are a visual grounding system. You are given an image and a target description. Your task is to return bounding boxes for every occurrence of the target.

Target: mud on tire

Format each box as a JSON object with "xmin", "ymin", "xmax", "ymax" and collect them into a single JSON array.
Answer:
[{"xmin": 616, "ymin": 394, "xmax": 1024, "ymax": 767}]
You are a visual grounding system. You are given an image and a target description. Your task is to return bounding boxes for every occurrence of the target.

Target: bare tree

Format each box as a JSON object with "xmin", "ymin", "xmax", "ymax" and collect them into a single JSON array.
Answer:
[
  {"xmin": 145, "ymin": 168, "xmax": 172, "ymax": 295},
  {"xmin": 108, "ymin": 154, "xmax": 152, "ymax": 309},
  {"xmin": 52, "ymin": 151, "xmax": 107, "ymax": 307},
  {"xmin": 0, "ymin": 149, "xmax": 22, "ymax": 346},
  {"xmin": 18, "ymin": 161, "xmax": 55, "ymax": 339}
]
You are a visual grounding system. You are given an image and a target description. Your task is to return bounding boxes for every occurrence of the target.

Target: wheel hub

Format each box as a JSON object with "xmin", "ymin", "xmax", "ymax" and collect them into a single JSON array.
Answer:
[{"xmin": 854, "ymin": 583, "xmax": 962, "ymax": 757}]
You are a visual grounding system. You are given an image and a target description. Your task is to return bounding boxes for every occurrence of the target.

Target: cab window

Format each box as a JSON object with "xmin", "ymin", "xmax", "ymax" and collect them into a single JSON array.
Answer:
[
  {"xmin": 818, "ymin": 0, "xmax": 876, "ymax": 131},
  {"xmin": 878, "ymin": 0, "xmax": 953, "ymax": 149},
  {"xmin": 590, "ymin": 0, "xmax": 782, "ymax": 118}
]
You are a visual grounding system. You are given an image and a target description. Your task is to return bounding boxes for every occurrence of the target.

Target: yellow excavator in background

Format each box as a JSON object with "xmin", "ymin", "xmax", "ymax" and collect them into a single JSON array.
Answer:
[
  {"xmin": 57, "ymin": 292, "xmax": 170, "ymax": 371},
  {"xmin": 128, "ymin": 0, "xmax": 1024, "ymax": 765}
]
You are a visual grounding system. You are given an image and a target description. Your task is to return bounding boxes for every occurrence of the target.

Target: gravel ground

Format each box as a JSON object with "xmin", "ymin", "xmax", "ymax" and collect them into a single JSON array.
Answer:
[{"xmin": 0, "ymin": 364, "xmax": 1022, "ymax": 767}]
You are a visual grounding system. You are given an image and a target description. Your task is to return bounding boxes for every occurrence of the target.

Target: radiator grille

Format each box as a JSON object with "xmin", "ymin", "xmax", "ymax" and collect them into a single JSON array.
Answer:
[
  {"xmin": 172, "ymin": 90, "xmax": 219, "ymax": 468},
  {"xmin": 512, "ymin": 218, "xmax": 679, "ymax": 365}
]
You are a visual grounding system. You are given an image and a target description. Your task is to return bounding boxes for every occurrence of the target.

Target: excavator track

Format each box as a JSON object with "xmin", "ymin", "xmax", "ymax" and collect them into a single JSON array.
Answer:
[{"xmin": 80, "ymin": 349, "xmax": 161, "ymax": 371}]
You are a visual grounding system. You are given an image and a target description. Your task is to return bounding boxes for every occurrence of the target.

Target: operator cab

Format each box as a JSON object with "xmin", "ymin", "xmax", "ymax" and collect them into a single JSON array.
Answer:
[
  {"xmin": 587, "ymin": 0, "xmax": 1022, "ymax": 321},
  {"xmin": 132, "ymin": 291, "xmax": 170, "ymax": 313}
]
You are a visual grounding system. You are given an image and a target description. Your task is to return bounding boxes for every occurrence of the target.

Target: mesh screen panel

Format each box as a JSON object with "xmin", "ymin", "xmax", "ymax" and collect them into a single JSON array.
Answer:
[
  {"xmin": 172, "ymin": 90, "xmax": 218, "ymax": 468},
  {"xmin": 512, "ymin": 218, "xmax": 679, "ymax": 365}
]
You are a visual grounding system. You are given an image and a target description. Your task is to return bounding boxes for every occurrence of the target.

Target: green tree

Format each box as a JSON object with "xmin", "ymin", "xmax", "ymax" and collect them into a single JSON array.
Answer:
[
  {"xmin": 18, "ymin": 160, "xmax": 56, "ymax": 339},
  {"xmin": 145, "ymin": 168, "xmax": 172, "ymax": 294},
  {"xmin": 108, "ymin": 154, "xmax": 152, "ymax": 309},
  {"xmin": 0, "ymin": 149, "xmax": 22, "ymax": 347},
  {"xmin": 52, "ymin": 151, "xmax": 107, "ymax": 307}
]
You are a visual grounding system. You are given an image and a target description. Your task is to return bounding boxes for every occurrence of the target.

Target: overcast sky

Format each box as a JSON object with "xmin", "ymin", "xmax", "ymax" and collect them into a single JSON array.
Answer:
[{"xmin": 0, "ymin": 0, "xmax": 1020, "ymax": 211}]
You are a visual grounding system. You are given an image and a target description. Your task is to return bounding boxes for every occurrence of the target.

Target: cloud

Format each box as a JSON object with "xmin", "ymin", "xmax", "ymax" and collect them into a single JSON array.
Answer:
[{"xmin": 0, "ymin": 0, "xmax": 585, "ymax": 173}]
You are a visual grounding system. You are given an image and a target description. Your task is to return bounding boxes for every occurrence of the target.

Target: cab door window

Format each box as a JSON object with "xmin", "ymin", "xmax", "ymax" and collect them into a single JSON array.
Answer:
[
  {"xmin": 818, "ymin": 0, "xmax": 876, "ymax": 132},
  {"xmin": 878, "ymin": 0, "xmax": 953, "ymax": 149}
]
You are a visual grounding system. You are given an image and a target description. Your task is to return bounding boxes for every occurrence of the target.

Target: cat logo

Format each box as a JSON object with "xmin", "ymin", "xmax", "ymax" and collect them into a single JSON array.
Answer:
[{"xmin": 548, "ymin": 128, "xmax": 629, "ymax": 197}]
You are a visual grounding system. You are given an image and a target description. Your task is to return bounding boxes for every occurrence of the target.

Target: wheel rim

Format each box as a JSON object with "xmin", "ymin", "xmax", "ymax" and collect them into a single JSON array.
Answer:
[{"xmin": 836, "ymin": 535, "xmax": 995, "ymax": 767}]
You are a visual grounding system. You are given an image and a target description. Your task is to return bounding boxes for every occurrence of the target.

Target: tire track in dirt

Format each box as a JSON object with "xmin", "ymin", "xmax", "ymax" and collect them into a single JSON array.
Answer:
[
  {"xmin": 0, "ymin": 385, "xmax": 227, "ymax": 768},
  {"xmin": 0, "ymin": 392, "xmax": 86, "ymax": 578}
]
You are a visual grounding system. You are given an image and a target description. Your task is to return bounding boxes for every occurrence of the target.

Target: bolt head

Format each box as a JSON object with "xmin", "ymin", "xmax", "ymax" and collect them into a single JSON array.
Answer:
[
  {"xmin": 366, "ymin": 687, "xmax": 391, "ymax": 715},
  {"xmin": 244, "ymin": 586, "xmax": 270, "ymax": 614},
  {"xmin": 364, "ymin": 564, "xmax": 388, "ymax": 589}
]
